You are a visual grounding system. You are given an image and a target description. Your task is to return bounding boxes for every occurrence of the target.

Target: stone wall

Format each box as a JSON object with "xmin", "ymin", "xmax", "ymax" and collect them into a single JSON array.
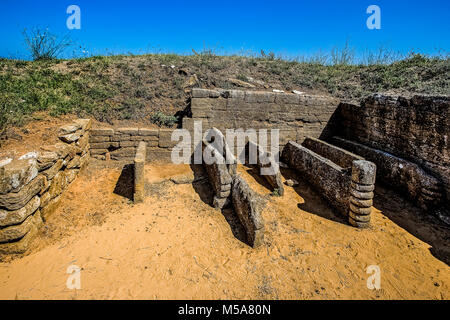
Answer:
[
  {"xmin": 282, "ymin": 141, "xmax": 352, "ymax": 216},
  {"xmin": 0, "ymin": 119, "xmax": 91, "ymax": 254},
  {"xmin": 282, "ymin": 140, "xmax": 376, "ymax": 227},
  {"xmin": 337, "ymin": 94, "xmax": 449, "ymax": 209},
  {"xmin": 332, "ymin": 136, "xmax": 445, "ymax": 211},
  {"xmin": 183, "ymin": 88, "xmax": 340, "ymax": 149},
  {"xmin": 89, "ymin": 127, "xmax": 176, "ymax": 162}
]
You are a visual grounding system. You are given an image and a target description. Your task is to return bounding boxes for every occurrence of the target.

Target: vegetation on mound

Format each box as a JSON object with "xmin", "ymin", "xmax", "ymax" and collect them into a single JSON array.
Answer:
[{"xmin": 0, "ymin": 51, "xmax": 449, "ymax": 136}]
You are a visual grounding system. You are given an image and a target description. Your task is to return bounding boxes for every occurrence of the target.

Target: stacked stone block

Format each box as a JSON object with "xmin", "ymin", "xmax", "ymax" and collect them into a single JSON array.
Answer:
[
  {"xmin": 337, "ymin": 94, "xmax": 449, "ymax": 217},
  {"xmin": 185, "ymin": 88, "xmax": 340, "ymax": 151},
  {"xmin": 348, "ymin": 160, "xmax": 377, "ymax": 228},
  {"xmin": 201, "ymin": 128, "xmax": 237, "ymax": 209},
  {"xmin": 332, "ymin": 137, "xmax": 444, "ymax": 211},
  {"xmin": 0, "ymin": 119, "xmax": 91, "ymax": 254},
  {"xmin": 89, "ymin": 127, "xmax": 175, "ymax": 162},
  {"xmin": 282, "ymin": 140, "xmax": 377, "ymax": 228}
]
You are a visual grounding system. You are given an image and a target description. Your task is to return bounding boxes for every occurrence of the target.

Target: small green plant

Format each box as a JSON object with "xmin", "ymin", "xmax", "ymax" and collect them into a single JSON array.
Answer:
[
  {"xmin": 150, "ymin": 111, "xmax": 178, "ymax": 127},
  {"xmin": 271, "ymin": 188, "xmax": 281, "ymax": 197}
]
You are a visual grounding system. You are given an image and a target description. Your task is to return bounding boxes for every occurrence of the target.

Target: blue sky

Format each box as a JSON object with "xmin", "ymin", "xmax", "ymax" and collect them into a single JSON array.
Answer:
[{"xmin": 0, "ymin": 0, "xmax": 449, "ymax": 59}]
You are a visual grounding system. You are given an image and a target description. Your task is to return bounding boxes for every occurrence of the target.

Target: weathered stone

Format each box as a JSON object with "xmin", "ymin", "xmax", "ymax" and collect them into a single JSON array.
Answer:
[
  {"xmin": 41, "ymin": 195, "xmax": 61, "ymax": 220},
  {"xmin": 0, "ymin": 211, "xmax": 39, "ymax": 243},
  {"xmin": 79, "ymin": 153, "xmax": 89, "ymax": 169},
  {"xmin": 231, "ymin": 175, "xmax": 266, "ymax": 248},
  {"xmin": 351, "ymin": 181, "xmax": 375, "ymax": 192},
  {"xmin": 90, "ymin": 142, "xmax": 113, "ymax": 149},
  {"xmin": 47, "ymin": 171, "xmax": 66, "ymax": 200},
  {"xmin": 350, "ymin": 197, "xmax": 373, "ymax": 208},
  {"xmin": 228, "ymin": 78, "xmax": 255, "ymax": 88},
  {"xmin": 66, "ymin": 155, "xmax": 81, "ymax": 169},
  {"xmin": 349, "ymin": 203, "xmax": 372, "ymax": 216},
  {"xmin": 349, "ymin": 216, "xmax": 370, "ymax": 229},
  {"xmin": 76, "ymin": 134, "xmax": 90, "ymax": 150},
  {"xmin": 40, "ymin": 175, "xmax": 50, "ymax": 195},
  {"xmin": 91, "ymin": 128, "xmax": 114, "ymax": 136},
  {"xmin": 0, "ymin": 211, "xmax": 42, "ymax": 254},
  {"xmin": 138, "ymin": 128, "xmax": 159, "ymax": 136},
  {"xmin": 170, "ymin": 172, "xmax": 195, "ymax": 184},
  {"xmin": 73, "ymin": 119, "xmax": 92, "ymax": 131},
  {"xmin": 302, "ymin": 137, "xmax": 364, "ymax": 169},
  {"xmin": 120, "ymin": 141, "xmax": 139, "ymax": 147},
  {"xmin": 246, "ymin": 141, "xmax": 284, "ymax": 196},
  {"xmin": 350, "ymin": 189, "xmax": 374, "ymax": 200},
  {"xmin": 159, "ymin": 129, "xmax": 176, "ymax": 148},
  {"xmin": 351, "ymin": 160, "xmax": 377, "ymax": 185},
  {"xmin": 134, "ymin": 142, "xmax": 146, "ymax": 203},
  {"xmin": 92, "ymin": 154, "xmax": 106, "ymax": 160},
  {"xmin": 41, "ymin": 143, "xmax": 72, "ymax": 160},
  {"xmin": 349, "ymin": 210, "xmax": 371, "ymax": 223},
  {"xmin": 90, "ymin": 149, "xmax": 108, "ymax": 155},
  {"xmin": 65, "ymin": 169, "xmax": 79, "ymax": 184},
  {"xmin": 0, "ymin": 175, "xmax": 44, "ymax": 211},
  {"xmin": 40, "ymin": 191, "xmax": 51, "ymax": 209},
  {"xmin": 89, "ymin": 135, "xmax": 110, "ymax": 143},
  {"xmin": 41, "ymin": 159, "xmax": 63, "ymax": 180},
  {"xmin": 192, "ymin": 88, "xmax": 221, "ymax": 98},
  {"xmin": 282, "ymin": 141, "xmax": 350, "ymax": 216},
  {"xmin": 333, "ymin": 136, "xmax": 445, "ymax": 211},
  {"xmin": 59, "ymin": 131, "xmax": 82, "ymax": 143},
  {"xmin": 58, "ymin": 124, "xmax": 81, "ymax": 136},
  {"xmin": 285, "ymin": 179, "xmax": 298, "ymax": 187},
  {"xmin": 0, "ymin": 196, "xmax": 40, "ymax": 227},
  {"xmin": 0, "ymin": 158, "xmax": 38, "ymax": 195},
  {"xmin": 117, "ymin": 127, "xmax": 139, "ymax": 135},
  {"xmin": 213, "ymin": 196, "xmax": 229, "ymax": 209}
]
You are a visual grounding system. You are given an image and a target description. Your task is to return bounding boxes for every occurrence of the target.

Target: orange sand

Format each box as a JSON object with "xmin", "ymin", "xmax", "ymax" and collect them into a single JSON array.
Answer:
[{"xmin": 0, "ymin": 162, "xmax": 448, "ymax": 300}]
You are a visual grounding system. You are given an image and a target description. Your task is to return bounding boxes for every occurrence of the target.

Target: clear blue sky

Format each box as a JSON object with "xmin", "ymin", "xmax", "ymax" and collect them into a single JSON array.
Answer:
[{"xmin": 0, "ymin": 0, "xmax": 449, "ymax": 59}]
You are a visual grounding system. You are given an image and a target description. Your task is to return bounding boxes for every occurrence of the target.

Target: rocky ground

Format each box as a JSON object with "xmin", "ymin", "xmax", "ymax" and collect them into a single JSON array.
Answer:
[{"xmin": 0, "ymin": 161, "xmax": 448, "ymax": 299}]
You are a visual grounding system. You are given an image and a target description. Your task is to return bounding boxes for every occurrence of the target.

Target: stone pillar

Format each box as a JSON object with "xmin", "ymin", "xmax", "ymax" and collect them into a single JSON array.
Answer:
[
  {"xmin": 134, "ymin": 141, "xmax": 146, "ymax": 203},
  {"xmin": 349, "ymin": 160, "xmax": 376, "ymax": 228}
]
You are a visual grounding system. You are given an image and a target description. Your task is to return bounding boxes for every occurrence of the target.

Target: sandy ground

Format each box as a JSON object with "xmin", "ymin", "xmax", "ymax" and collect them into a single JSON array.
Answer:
[{"xmin": 0, "ymin": 161, "xmax": 449, "ymax": 300}]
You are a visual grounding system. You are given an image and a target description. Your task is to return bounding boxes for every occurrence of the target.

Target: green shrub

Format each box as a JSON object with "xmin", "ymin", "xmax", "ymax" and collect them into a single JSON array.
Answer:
[{"xmin": 150, "ymin": 111, "xmax": 178, "ymax": 127}]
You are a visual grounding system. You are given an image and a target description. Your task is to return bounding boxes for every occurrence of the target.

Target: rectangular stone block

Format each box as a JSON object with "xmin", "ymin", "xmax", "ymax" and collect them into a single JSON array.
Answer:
[
  {"xmin": 138, "ymin": 128, "xmax": 159, "ymax": 136},
  {"xmin": 117, "ymin": 127, "xmax": 139, "ymax": 135},
  {"xmin": 89, "ymin": 135, "xmax": 110, "ymax": 143},
  {"xmin": 159, "ymin": 129, "xmax": 176, "ymax": 148},
  {"xmin": 91, "ymin": 128, "xmax": 114, "ymax": 136}
]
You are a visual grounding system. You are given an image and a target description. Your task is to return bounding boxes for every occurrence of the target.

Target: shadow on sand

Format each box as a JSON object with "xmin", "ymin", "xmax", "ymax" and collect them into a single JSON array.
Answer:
[{"xmin": 113, "ymin": 163, "xmax": 134, "ymax": 201}]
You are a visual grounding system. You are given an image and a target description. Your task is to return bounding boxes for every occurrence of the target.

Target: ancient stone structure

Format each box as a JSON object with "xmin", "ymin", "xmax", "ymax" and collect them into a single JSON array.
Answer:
[
  {"xmin": 184, "ymin": 88, "xmax": 340, "ymax": 148},
  {"xmin": 0, "ymin": 119, "xmax": 91, "ymax": 253},
  {"xmin": 332, "ymin": 137, "xmax": 444, "ymax": 210},
  {"xmin": 89, "ymin": 127, "xmax": 176, "ymax": 162},
  {"xmin": 335, "ymin": 94, "xmax": 449, "ymax": 218},
  {"xmin": 201, "ymin": 128, "xmax": 237, "ymax": 209},
  {"xmin": 246, "ymin": 141, "xmax": 284, "ymax": 196},
  {"xmin": 231, "ymin": 175, "xmax": 266, "ymax": 247},
  {"xmin": 349, "ymin": 160, "xmax": 377, "ymax": 228},
  {"xmin": 134, "ymin": 141, "xmax": 146, "ymax": 203},
  {"xmin": 282, "ymin": 139, "xmax": 376, "ymax": 227}
]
